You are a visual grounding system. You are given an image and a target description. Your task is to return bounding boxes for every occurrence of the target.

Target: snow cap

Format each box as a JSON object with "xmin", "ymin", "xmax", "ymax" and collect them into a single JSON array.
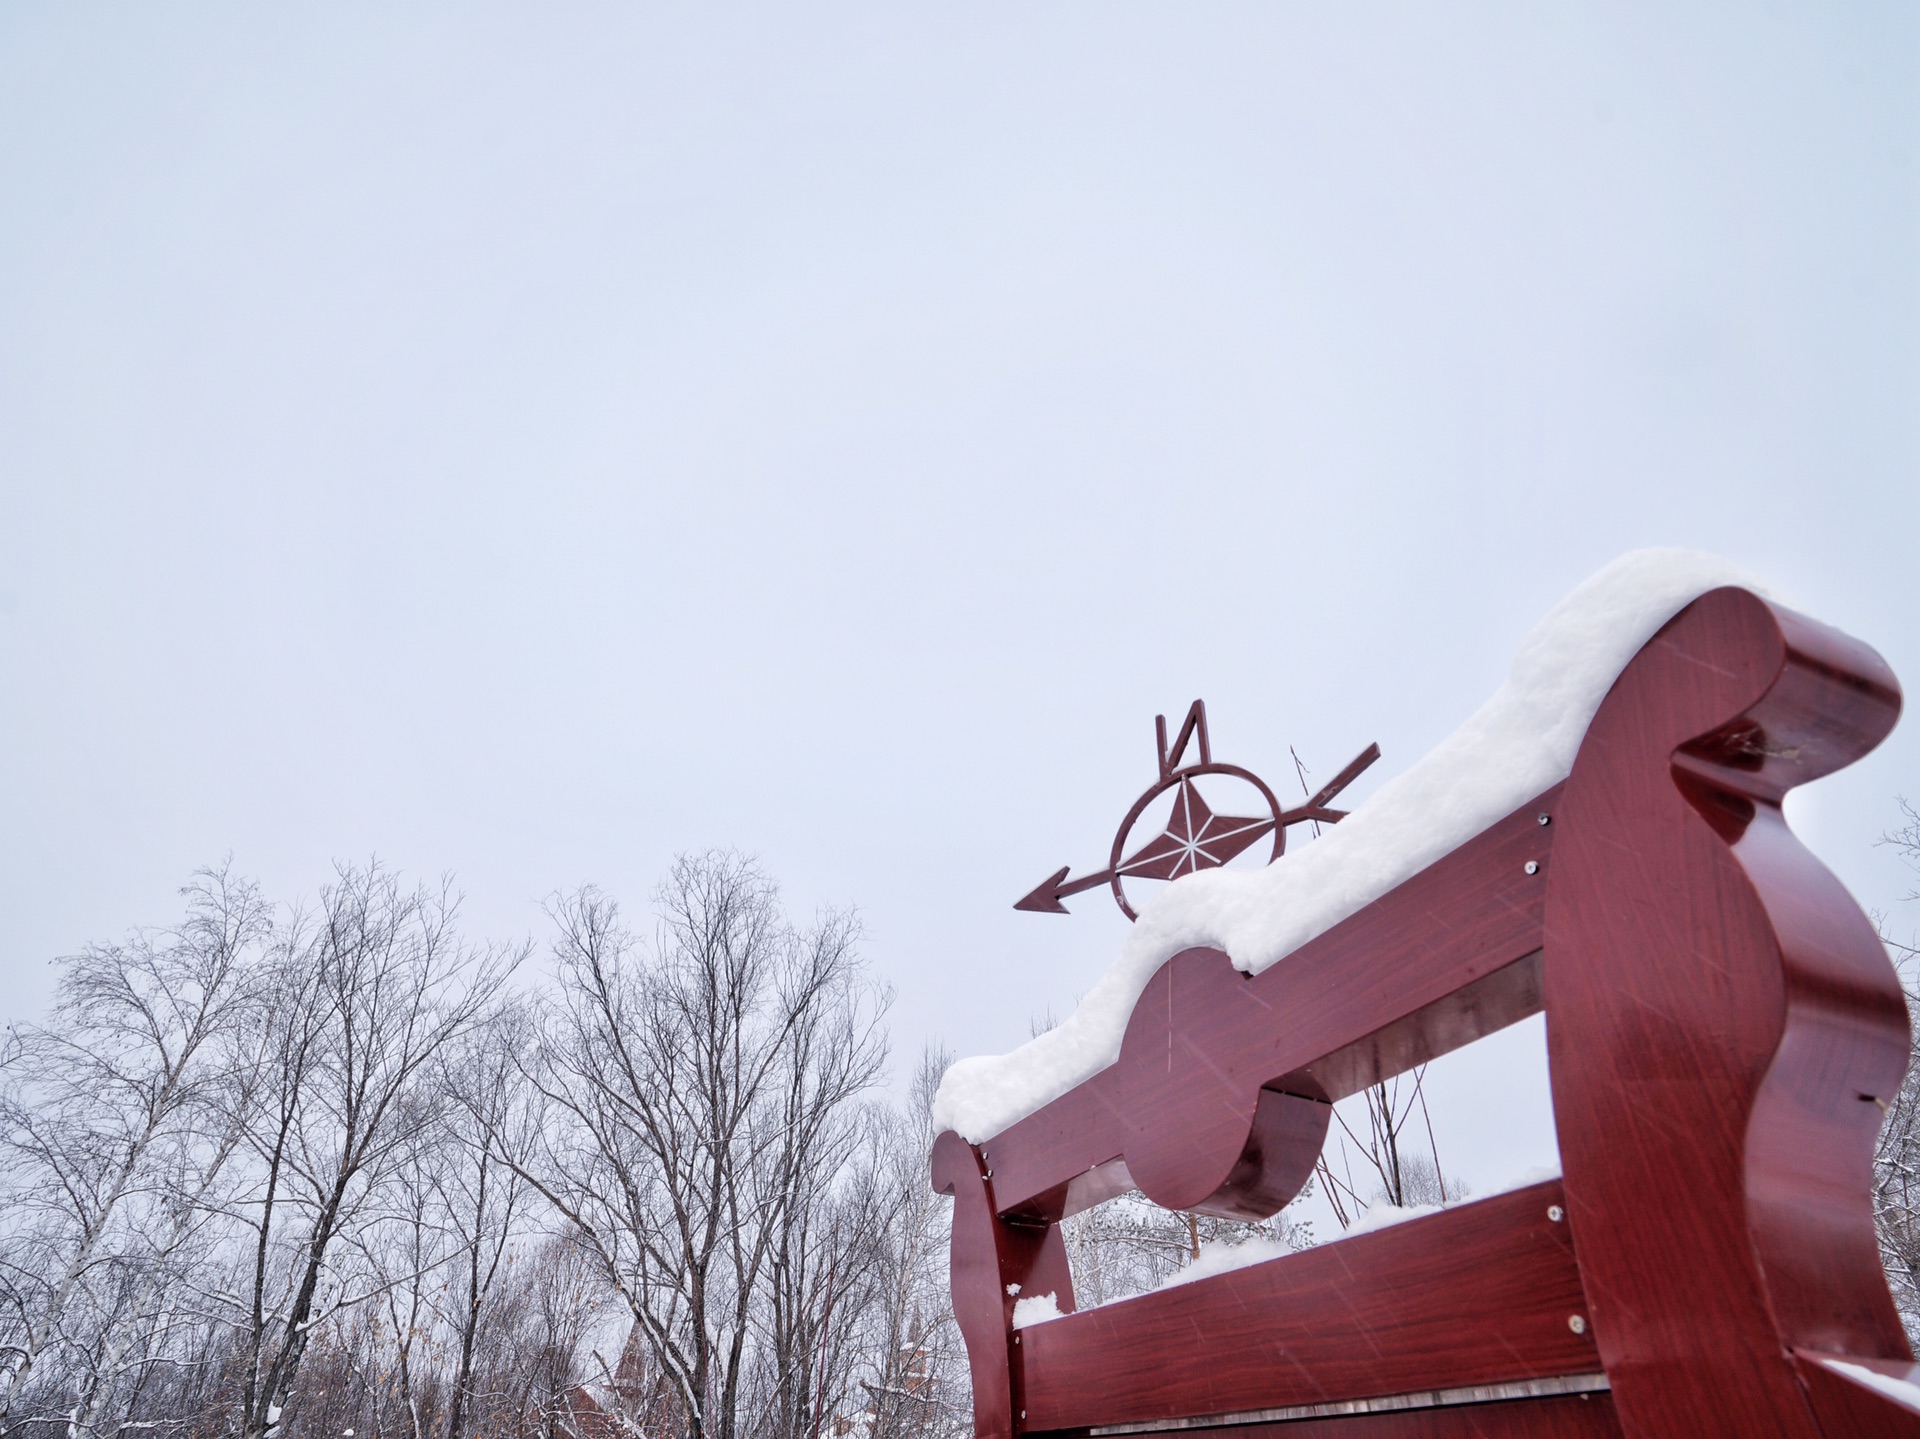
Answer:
[{"xmin": 933, "ymin": 548, "xmax": 1762, "ymax": 1143}]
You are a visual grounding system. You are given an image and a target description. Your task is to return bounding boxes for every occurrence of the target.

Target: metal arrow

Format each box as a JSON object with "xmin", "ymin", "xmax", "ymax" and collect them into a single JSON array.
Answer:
[{"xmin": 1014, "ymin": 737, "xmax": 1381, "ymax": 917}]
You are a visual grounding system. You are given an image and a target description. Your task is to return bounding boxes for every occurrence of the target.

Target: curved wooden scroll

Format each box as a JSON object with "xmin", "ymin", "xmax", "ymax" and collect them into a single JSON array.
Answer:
[
  {"xmin": 932, "ymin": 1130, "xmax": 1075, "ymax": 1439},
  {"xmin": 938, "ymin": 585, "xmax": 1913, "ymax": 1439},
  {"xmin": 1544, "ymin": 586, "xmax": 1910, "ymax": 1437}
]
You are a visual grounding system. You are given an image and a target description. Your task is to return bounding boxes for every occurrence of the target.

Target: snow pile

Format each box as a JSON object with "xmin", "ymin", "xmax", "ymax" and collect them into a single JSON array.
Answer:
[
  {"xmin": 934, "ymin": 550, "xmax": 1761, "ymax": 1142},
  {"xmin": 1344, "ymin": 1201, "xmax": 1443, "ymax": 1236},
  {"xmin": 1010, "ymin": 1291, "xmax": 1064, "ymax": 1328},
  {"xmin": 1154, "ymin": 1234, "xmax": 1295, "ymax": 1292},
  {"xmin": 1822, "ymin": 1358, "xmax": 1920, "ymax": 1413},
  {"xmin": 1483, "ymin": 1163, "xmax": 1563, "ymax": 1197}
]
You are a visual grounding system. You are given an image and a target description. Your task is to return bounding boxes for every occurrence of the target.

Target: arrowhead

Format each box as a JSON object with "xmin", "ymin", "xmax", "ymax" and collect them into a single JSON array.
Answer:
[{"xmin": 1014, "ymin": 866, "xmax": 1074, "ymax": 914}]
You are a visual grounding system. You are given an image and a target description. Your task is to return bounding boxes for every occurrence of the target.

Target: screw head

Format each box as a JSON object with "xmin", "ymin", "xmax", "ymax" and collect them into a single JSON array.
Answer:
[
  {"xmin": 1547, "ymin": 1204, "xmax": 1564, "ymax": 1222},
  {"xmin": 1524, "ymin": 860, "xmax": 1541, "ymax": 875},
  {"xmin": 1568, "ymin": 1315, "xmax": 1588, "ymax": 1335},
  {"xmin": 1538, "ymin": 813, "xmax": 1552, "ymax": 826}
]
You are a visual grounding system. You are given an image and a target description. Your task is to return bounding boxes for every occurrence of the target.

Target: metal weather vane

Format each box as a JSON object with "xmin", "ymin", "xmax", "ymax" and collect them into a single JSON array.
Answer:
[{"xmin": 1014, "ymin": 700, "xmax": 1380, "ymax": 920}]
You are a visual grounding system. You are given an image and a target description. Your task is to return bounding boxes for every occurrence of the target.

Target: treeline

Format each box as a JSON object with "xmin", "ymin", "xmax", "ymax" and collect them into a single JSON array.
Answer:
[
  {"xmin": 15, "ymin": 809, "xmax": 1916, "ymax": 1437},
  {"xmin": 0, "ymin": 854, "xmax": 965, "ymax": 1439},
  {"xmin": 0, "ymin": 852, "xmax": 1311, "ymax": 1439}
]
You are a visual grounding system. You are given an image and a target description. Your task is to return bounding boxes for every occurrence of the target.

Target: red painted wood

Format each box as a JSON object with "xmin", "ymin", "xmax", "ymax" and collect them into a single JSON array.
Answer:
[
  {"xmin": 982, "ymin": 784, "xmax": 1564, "ymax": 1220},
  {"xmin": 931, "ymin": 1131, "xmax": 1076, "ymax": 1439},
  {"xmin": 942, "ymin": 584, "xmax": 1913, "ymax": 1439},
  {"xmin": 1053, "ymin": 1393, "xmax": 1624, "ymax": 1439},
  {"xmin": 1543, "ymin": 587, "xmax": 1909, "ymax": 1438},
  {"xmin": 1792, "ymin": 1354, "xmax": 1920, "ymax": 1437},
  {"xmin": 1108, "ymin": 949, "xmax": 1332, "ymax": 1216},
  {"xmin": 1018, "ymin": 1181, "xmax": 1596, "ymax": 1432}
]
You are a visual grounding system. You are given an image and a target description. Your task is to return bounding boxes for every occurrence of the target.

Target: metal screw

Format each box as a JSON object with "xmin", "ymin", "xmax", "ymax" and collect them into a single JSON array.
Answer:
[
  {"xmin": 1013, "ymin": 1335, "xmax": 1020, "ymax": 1345},
  {"xmin": 1020, "ymin": 1413, "xmax": 1026, "ymax": 1421},
  {"xmin": 1538, "ymin": 813, "xmax": 1551, "ymax": 826},
  {"xmin": 1524, "ymin": 861, "xmax": 1540, "ymax": 875},
  {"xmin": 1548, "ymin": 1205, "xmax": 1564, "ymax": 1223},
  {"xmin": 1568, "ymin": 1315, "xmax": 1588, "ymax": 1335}
]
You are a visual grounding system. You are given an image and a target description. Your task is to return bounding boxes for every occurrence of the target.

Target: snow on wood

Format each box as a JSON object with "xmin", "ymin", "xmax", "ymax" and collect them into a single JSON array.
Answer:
[
  {"xmin": 1152, "ymin": 1234, "xmax": 1295, "ymax": 1291},
  {"xmin": 1820, "ymin": 1358, "xmax": 1920, "ymax": 1413},
  {"xmin": 934, "ymin": 549, "xmax": 1760, "ymax": 1142},
  {"xmin": 1011, "ymin": 1292, "xmax": 1064, "ymax": 1328}
]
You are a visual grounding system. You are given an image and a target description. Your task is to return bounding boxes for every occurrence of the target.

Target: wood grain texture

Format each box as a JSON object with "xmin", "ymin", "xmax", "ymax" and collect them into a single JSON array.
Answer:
[
  {"xmin": 981, "ymin": 784, "xmax": 1565, "ymax": 1221},
  {"xmin": 1543, "ymin": 587, "xmax": 1908, "ymax": 1438},
  {"xmin": 941, "ymin": 584, "xmax": 1913, "ymax": 1439},
  {"xmin": 1017, "ymin": 1182, "xmax": 1596, "ymax": 1433},
  {"xmin": 1792, "ymin": 1353, "xmax": 1920, "ymax": 1437},
  {"xmin": 1048, "ymin": 1392, "xmax": 1624, "ymax": 1439},
  {"xmin": 932, "ymin": 1131, "xmax": 1076, "ymax": 1439}
]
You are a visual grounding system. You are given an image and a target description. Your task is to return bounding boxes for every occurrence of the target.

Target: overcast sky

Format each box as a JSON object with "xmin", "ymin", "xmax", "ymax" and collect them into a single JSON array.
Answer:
[{"xmin": 3, "ymin": 5, "xmax": 1916, "ymax": 1199}]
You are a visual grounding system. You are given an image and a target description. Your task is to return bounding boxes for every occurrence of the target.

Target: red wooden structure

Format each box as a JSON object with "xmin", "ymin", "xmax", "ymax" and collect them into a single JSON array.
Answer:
[{"xmin": 935, "ymin": 587, "xmax": 1917, "ymax": 1437}]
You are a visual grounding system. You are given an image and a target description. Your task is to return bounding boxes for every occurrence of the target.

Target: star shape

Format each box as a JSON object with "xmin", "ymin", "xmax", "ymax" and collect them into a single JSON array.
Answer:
[{"xmin": 1116, "ymin": 778, "xmax": 1274, "ymax": 881}]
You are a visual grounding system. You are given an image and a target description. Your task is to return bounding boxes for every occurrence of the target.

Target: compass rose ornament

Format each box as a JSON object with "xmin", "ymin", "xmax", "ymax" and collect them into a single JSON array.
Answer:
[{"xmin": 1014, "ymin": 700, "xmax": 1379, "ymax": 920}]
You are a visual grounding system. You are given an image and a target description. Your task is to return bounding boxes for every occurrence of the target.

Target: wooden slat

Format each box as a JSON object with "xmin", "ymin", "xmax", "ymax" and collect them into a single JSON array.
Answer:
[
  {"xmin": 1058, "ymin": 1391, "xmax": 1623, "ymax": 1439},
  {"xmin": 983, "ymin": 784, "xmax": 1563, "ymax": 1219},
  {"xmin": 1016, "ymin": 1181, "xmax": 1596, "ymax": 1433}
]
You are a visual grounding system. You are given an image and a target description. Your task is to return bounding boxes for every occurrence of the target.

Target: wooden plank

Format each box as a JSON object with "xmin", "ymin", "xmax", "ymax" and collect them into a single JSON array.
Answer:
[
  {"xmin": 983, "ymin": 784, "xmax": 1564, "ymax": 1220},
  {"xmin": 1060, "ymin": 1391, "xmax": 1623, "ymax": 1439},
  {"xmin": 1016, "ymin": 1182, "xmax": 1596, "ymax": 1433}
]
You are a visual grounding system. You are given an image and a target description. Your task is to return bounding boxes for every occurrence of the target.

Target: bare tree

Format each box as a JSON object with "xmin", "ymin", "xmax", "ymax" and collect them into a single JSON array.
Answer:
[
  {"xmin": 1874, "ymin": 798, "xmax": 1920, "ymax": 1340},
  {"xmin": 492, "ymin": 1236, "xmax": 617, "ymax": 1436},
  {"xmin": 1314, "ymin": 1067, "xmax": 1461, "ymax": 1228},
  {"xmin": 223, "ymin": 862, "xmax": 520, "ymax": 1439},
  {"xmin": 753, "ymin": 1115, "xmax": 886, "ymax": 1439},
  {"xmin": 510, "ymin": 852, "xmax": 888, "ymax": 1439},
  {"xmin": 435, "ymin": 1011, "xmax": 542, "ymax": 1439},
  {"xmin": 845, "ymin": 1050, "xmax": 968, "ymax": 1439},
  {"xmin": 0, "ymin": 864, "xmax": 269, "ymax": 1434},
  {"xmin": 0, "ymin": 853, "xmax": 973, "ymax": 1439},
  {"xmin": 355, "ymin": 1121, "xmax": 458, "ymax": 1439}
]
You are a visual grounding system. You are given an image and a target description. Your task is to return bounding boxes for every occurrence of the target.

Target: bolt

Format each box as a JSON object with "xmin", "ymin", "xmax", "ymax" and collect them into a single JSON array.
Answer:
[
  {"xmin": 1547, "ymin": 1205, "xmax": 1564, "ymax": 1223},
  {"xmin": 1525, "ymin": 861, "xmax": 1540, "ymax": 875},
  {"xmin": 1569, "ymin": 1315, "xmax": 1588, "ymax": 1335},
  {"xmin": 1538, "ymin": 813, "xmax": 1551, "ymax": 826}
]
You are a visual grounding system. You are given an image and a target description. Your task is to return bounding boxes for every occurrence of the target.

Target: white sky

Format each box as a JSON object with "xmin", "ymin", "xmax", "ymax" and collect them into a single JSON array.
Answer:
[{"xmin": 3, "ymin": 5, "xmax": 1916, "ymax": 1198}]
